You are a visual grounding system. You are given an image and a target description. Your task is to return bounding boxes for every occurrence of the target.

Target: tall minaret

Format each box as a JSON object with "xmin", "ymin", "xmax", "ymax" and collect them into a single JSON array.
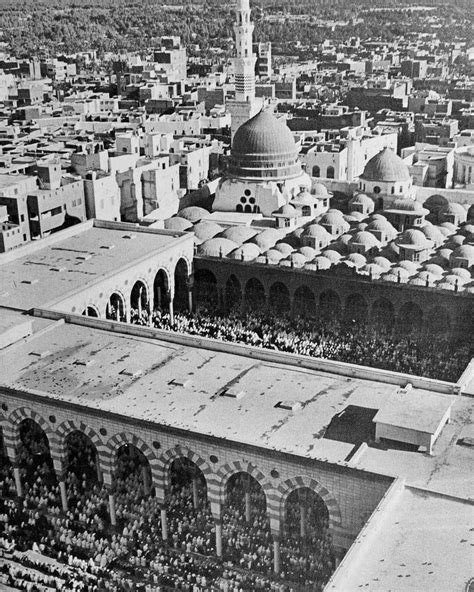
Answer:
[{"xmin": 229, "ymin": 0, "xmax": 262, "ymax": 140}]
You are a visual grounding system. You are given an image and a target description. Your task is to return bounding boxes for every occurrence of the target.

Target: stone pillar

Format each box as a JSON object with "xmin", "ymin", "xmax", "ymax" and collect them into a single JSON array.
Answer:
[
  {"xmin": 125, "ymin": 307, "xmax": 131, "ymax": 324},
  {"xmin": 13, "ymin": 466, "xmax": 22, "ymax": 498},
  {"xmin": 59, "ymin": 480, "xmax": 68, "ymax": 512},
  {"xmin": 156, "ymin": 286, "xmax": 162, "ymax": 310},
  {"xmin": 273, "ymin": 537, "xmax": 281, "ymax": 574},
  {"xmin": 142, "ymin": 465, "xmax": 151, "ymax": 496},
  {"xmin": 192, "ymin": 477, "xmax": 199, "ymax": 510},
  {"xmin": 108, "ymin": 492, "xmax": 117, "ymax": 526},
  {"xmin": 187, "ymin": 275, "xmax": 194, "ymax": 312},
  {"xmin": 245, "ymin": 491, "xmax": 251, "ymax": 523},
  {"xmin": 96, "ymin": 463, "xmax": 103, "ymax": 484},
  {"xmin": 160, "ymin": 506, "xmax": 168, "ymax": 541},
  {"xmin": 215, "ymin": 518, "xmax": 223, "ymax": 558},
  {"xmin": 167, "ymin": 290, "xmax": 175, "ymax": 324},
  {"xmin": 138, "ymin": 287, "xmax": 143, "ymax": 317},
  {"xmin": 300, "ymin": 504, "xmax": 307, "ymax": 538}
]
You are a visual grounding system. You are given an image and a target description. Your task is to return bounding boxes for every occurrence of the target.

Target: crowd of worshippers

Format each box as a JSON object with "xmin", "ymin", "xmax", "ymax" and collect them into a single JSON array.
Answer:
[
  {"xmin": 0, "ymin": 425, "xmax": 335, "ymax": 591},
  {"xmin": 126, "ymin": 307, "xmax": 471, "ymax": 383}
]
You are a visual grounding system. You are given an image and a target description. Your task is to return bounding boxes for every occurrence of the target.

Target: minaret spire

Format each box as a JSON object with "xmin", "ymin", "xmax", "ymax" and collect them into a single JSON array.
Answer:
[{"xmin": 233, "ymin": 0, "xmax": 256, "ymax": 103}]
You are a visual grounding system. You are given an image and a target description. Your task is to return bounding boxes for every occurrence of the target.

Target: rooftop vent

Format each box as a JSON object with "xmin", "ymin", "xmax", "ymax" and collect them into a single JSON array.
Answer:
[
  {"xmin": 169, "ymin": 377, "xmax": 191, "ymax": 388},
  {"xmin": 73, "ymin": 359, "xmax": 95, "ymax": 367},
  {"xmin": 29, "ymin": 350, "xmax": 51, "ymax": 359},
  {"xmin": 50, "ymin": 267, "xmax": 67, "ymax": 272},
  {"xmin": 120, "ymin": 367, "xmax": 143, "ymax": 379},
  {"xmin": 76, "ymin": 254, "xmax": 92, "ymax": 261},
  {"xmin": 21, "ymin": 279, "xmax": 39, "ymax": 285},
  {"xmin": 100, "ymin": 244, "xmax": 115, "ymax": 250},
  {"xmin": 220, "ymin": 386, "xmax": 246, "ymax": 399},
  {"xmin": 275, "ymin": 400, "xmax": 303, "ymax": 412},
  {"xmin": 122, "ymin": 233, "xmax": 137, "ymax": 240}
]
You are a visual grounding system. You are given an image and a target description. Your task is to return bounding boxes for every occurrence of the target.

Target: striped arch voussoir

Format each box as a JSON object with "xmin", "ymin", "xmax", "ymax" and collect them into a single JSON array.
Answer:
[
  {"xmin": 106, "ymin": 432, "xmax": 156, "ymax": 468},
  {"xmin": 277, "ymin": 476, "xmax": 342, "ymax": 528},
  {"xmin": 161, "ymin": 445, "xmax": 212, "ymax": 490},
  {"xmin": 56, "ymin": 420, "xmax": 105, "ymax": 454},
  {"xmin": 7, "ymin": 407, "xmax": 53, "ymax": 442},
  {"xmin": 215, "ymin": 461, "xmax": 273, "ymax": 505}
]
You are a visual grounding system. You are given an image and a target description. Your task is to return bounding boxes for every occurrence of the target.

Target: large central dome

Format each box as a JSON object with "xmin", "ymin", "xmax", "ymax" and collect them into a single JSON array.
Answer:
[
  {"xmin": 361, "ymin": 147, "xmax": 410, "ymax": 183},
  {"xmin": 229, "ymin": 109, "xmax": 302, "ymax": 181}
]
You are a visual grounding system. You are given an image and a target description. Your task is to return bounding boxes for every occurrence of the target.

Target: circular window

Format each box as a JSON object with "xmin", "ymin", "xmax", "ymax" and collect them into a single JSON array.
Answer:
[
  {"xmin": 71, "ymin": 307, "xmax": 76, "ymax": 313},
  {"xmin": 99, "ymin": 427, "xmax": 107, "ymax": 436},
  {"xmin": 1, "ymin": 403, "xmax": 8, "ymax": 412},
  {"xmin": 49, "ymin": 415, "xmax": 56, "ymax": 424},
  {"xmin": 373, "ymin": 186, "xmax": 381, "ymax": 194},
  {"xmin": 270, "ymin": 469, "xmax": 280, "ymax": 479},
  {"xmin": 240, "ymin": 196, "xmax": 246, "ymax": 204},
  {"xmin": 124, "ymin": 280, "xmax": 128, "ymax": 285},
  {"xmin": 99, "ymin": 292, "xmax": 103, "ymax": 298},
  {"xmin": 209, "ymin": 455, "xmax": 218, "ymax": 463},
  {"xmin": 249, "ymin": 197, "xmax": 255, "ymax": 204},
  {"xmin": 244, "ymin": 189, "xmax": 251, "ymax": 196},
  {"xmin": 152, "ymin": 441, "xmax": 161, "ymax": 450}
]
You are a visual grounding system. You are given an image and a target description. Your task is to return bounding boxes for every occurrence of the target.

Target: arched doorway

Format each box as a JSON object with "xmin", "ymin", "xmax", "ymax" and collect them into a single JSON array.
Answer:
[
  {"xmin": 398, "ymin": 302, "xmax": 423, "ymax": 334},
  {"xmin": 344, "ymin": 293, "xmax": 368, "ymax": 325},
  {"xmin": 294, "ymin": 285, "xmax": 316, "ymax": 318},
  {"xmin": 82, "ymin": 306, "xmax": 99, "ymax": 317},
  {"xmin": 167, "ymin": 457, "xmax": 214, "ymax": 554},
  {"xmin": 194, "ymin": 268, "xmax": 218, "ymax": 311},
  {"xmin": 283, "ymin": 488, "xmax": 335, "ymax": 588},
  {"xmin": 174, "ymin": 258, "xmax": 189, "ymax": 312},
  {"xmin": 115, "ymin": 444, "xmax": 153, "ymax": 498},
  {"xmin": 372, "ymin": 298, "xmax": 395, "ymax": 332},
  {"xmin": 226, "ymin": 274, "xmax": 242, "ymax": 312},
  {"xmin": 269, "ymin": 282, "xmax": 291, "ymax": 314},
  {"xmin": 18, "ymin": 419, "xmax": 55, "ymax": 487},
  {"xmin": 65, "ymin": 430, "xmax": 99, "ymax": 483},
  {"xmin": 106, "ymin": 292, "xmax": 126, "ymax": 322},
  {"xmin": 326, "ymin": 166, "xmax": 335, "ymax": 179},
  {"xmin": 222, "ymin": 472, "xmax": 272, "ymax": 569},
  {"xmin": 312, "ymin": 165, "xmax": 320, "ymax": 177},
  {"xmin": 319, "ymin": 290, "xmax": 342, "ymax": 321},
  {"xmin": 153, "ymin": 269, "xmax": 170, "ymax": 313},
  {"xmin": 426, "ymin": 306, "xmax": 450, "ymax": 335},
  {"xmin": 244, "ymin": 277, "xmax": 266, "ymax": 311},
  {"xmin": 130, "ymin": 280, "xmax": 149, "ymax": 323}
]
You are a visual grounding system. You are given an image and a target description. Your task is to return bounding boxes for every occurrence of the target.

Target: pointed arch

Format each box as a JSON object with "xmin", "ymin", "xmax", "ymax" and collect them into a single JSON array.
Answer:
[
  {"xmin": 5, "ymin": 408, "xmax": 54, "ymax": 457},
  {"xmin": 106, "ymin": 432, "xmax": 159, "ymax": 474},
  {"xmin": 55, "ymin": 420, "xmax": 108, "ymax": 475},
  {"xmin": 276, "ymin": 476, "xmax": 341, "ymax": 530},
  {"xmin": 160, "ymin": 445, "xmax": 213, "ymax": 492},
  {"xmin": 214, "ymin": 461, "xmax": 273, "ymax": 506}
]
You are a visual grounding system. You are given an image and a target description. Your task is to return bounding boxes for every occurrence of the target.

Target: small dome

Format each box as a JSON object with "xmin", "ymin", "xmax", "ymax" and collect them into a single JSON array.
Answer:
[
  {"xmin": 280, "ymin": 252, "xmax": 307, "ymax": 268},
  {"xmin": 197, "ymin": 237, "xmax": 238, "ymax": 258},
  {"xmin": 273, "ymin": 203, "xmax": 298, "ymax": 218},
  {"xmin": 250, "ymin": 228, "xmax": 281, "ymax": 251},
  {"xmin": 350, "ymin": 230, "xmax": 380, "ymax": 248},
  {"xmin": 345, "ymin": 253, "xmax": 367, "ymax": 268},
  {"xmin": 291, "ymin": 191, "xmax": 317, "ymax": 206},
  {"xmin": 345, "ymin": 211, "xmax": 366, "ymax": 222},
  {"xmin": 372, "ymin": 256, "xmax": 392, "ymax": 271},
  {"xmin": 178, "ymin": 206, "xmax": 209, "ymax": 223},
  {"xmin": 459, "ymin": 223, "xmax": 474, "ymax": 238},
  {"xmin": 360, "ymin": 263, "xmax": 385, "ymax": 277},
  {"xmin": 339, "ymin": 233, "xmax": 353, "ymax": 245},
  {"xmin": 440, "ymin": 202, "xmax": 467, "ymax": 219},
  {"xmin": 370, "ymin": 213, "xmax": 388, "ymax": 221},
  {"xmin": 443, "ymin": 273, "xmax": 467, "ymax": 286},
  {"xmin": 313, "ymin": 256, "xmax": 332, "ymax": 270},
  {"xmin": 437, "ymin": 248, "xmax": 453, "ymax": 261},
  {"xmin": 420, "ymin": 224, "xmax": 445, "ymax": 245},
  {"xmin": 322, "ymin": 249, "xmax": 343, "ymax": 262},
  {"xmin": 355, "ymin": 222, "xmax": 369, "ymax": 231},
  {"xmin": 412, "ymin": 271, "xmax": 437, "ymax": 285},
  {"xmin": 330, "ymin": 241, "xmax": 349, "ymax": 255},
  {"xmin": 193, "ymin": 221, "xmax": 223, "ymax": 241},
  {"xmin": 164, "ymin": 216, "xmax": 193, "ymax": 231},
  {"xmin": 367, "ymin": 218, "xmax": 396, "ymax": 233},
  {"xmin": 436, "ymin": 279, "xmax": 456, "ymax": 291},
  {"xmin": 451, "ymin": 244, "xmax": 474, "ymax": 260},
  {"xmin": 349, "ymin": 193, "xmax": 374, "ymax": 207},
  {"xmin": 298, "ymin": 246, "xmax": 317, "ymax": 260},
  {"xmin": 439, "ymin": 222, "xmax": 457, "ymax": 233},
  {"xmin": 361, "ymin": 147, "xmax": 411, "ymax": 182},
  {"xmin": 450, "ymin": 267, "xmax": 471, "ymax": 280},
  {"xmin": 320, "ymin": 211, "xmax": 344, "ymax": 225},
  {"xmin": 398, "ymin": 260, "xmax": 419, "ymax": 274},
  {"xmin": 220, "ymin": 226, "xmax": 259, "ymax": 244},
  {"xmin": 274, "ymin": 242, "xmax": 294, "ymax": 256},
  {"xmin": 391, "ymin": 266, "xmax": 411, "ymax": 279},
  {"xmin": 381, "ymin": 271, "xmax": 408, "ymax": 284},
  {"xmin": 397, "ymin": 229, "xmax": 432, "ymax": 249},
  {"xmin": 261, "ymin": 248, "xmax": 284, "ymax": 263},
  {"xmin": 423, "ymin": 263, "xmax": 445, "ymax": 277},
  {"xmin": 312, "ymin": 182, "xmax": 332, "ymax": 197},
  {"xmin": 390, "ymin": 198, "xmax": 426, "ymax": 213},
  {"xmin": 302, "ymin": 224, "xmax": 330, "ymax": 240},
  {"xmin": 228, "ymin": 243, "xmax": 261, "ymax": 261}
]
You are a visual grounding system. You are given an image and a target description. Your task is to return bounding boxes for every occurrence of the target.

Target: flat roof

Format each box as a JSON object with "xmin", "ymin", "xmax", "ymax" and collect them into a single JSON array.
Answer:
[
  {"xmin": 373, "ymin": 390, "xmax": 453, "ymax": 434},
  {"xmin": 0, "ymin": 319, "xmax": 472, "ymax": 483},
  {"xmin": 327, "ymin": 487, "xmax": 474, "ymax": 592},
  {"xmin": 0, "ymin": 222, "xmax": 191, "ymax": 311}
]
